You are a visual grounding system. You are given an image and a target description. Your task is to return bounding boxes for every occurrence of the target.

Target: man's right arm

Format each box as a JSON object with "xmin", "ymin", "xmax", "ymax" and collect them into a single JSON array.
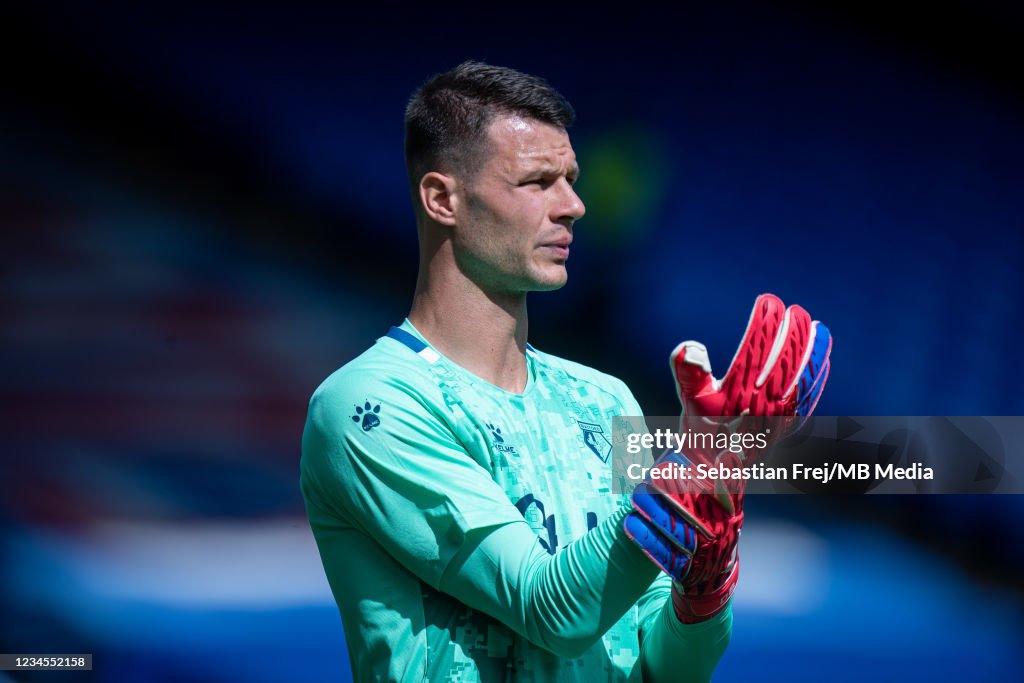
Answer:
[
  {"xmin": 439, "ymin": 509, "xmax": 732, "ymax": 680},
  {"xmin": 438, "ymin": 504, "xmax": 655, "ymax": 658},
  {"xmin": 301, "ymin": 368, "xmax": 654, "ymax": 653}
]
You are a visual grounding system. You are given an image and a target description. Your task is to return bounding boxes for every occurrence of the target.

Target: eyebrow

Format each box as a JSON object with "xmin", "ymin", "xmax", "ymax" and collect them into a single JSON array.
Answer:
[{"xmin": 522, "ymin": 162, "xmax": 580, "ymax": 178}]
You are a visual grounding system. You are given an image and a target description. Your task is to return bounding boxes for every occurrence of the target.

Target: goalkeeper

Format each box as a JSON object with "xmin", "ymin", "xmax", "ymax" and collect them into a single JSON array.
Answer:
[{"xmin": 300, "ymin": 61, "xmax": 831, "ymax": 682}]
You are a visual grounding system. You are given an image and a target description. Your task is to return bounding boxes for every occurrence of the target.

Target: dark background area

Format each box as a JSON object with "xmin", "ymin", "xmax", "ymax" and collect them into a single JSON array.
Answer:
[{"xmin": 1, "ymin": 2, "xmax": 1022, "ymax": 681}]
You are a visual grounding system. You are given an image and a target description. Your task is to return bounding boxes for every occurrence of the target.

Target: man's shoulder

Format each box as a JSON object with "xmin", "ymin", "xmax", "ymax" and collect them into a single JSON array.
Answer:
[{"xmin": 308, "ymin": 334, "xmax": 442, "ymax": 417}]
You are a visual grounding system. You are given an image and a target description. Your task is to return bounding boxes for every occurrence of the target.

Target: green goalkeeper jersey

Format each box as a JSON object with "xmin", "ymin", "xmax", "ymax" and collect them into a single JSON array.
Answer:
[{"xmin": 301, "ymin": 320, "xmax": 732, "ymax": 682}]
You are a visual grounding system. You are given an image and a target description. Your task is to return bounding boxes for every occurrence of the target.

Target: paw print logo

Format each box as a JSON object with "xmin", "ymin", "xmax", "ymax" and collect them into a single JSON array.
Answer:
[
  {"xmin": 351, "ymin": 401, "xmax": 381, "ymax": 432},
  {"xmin": 486, "ymin": 423, "xmax": 504, "ymax": 443}
]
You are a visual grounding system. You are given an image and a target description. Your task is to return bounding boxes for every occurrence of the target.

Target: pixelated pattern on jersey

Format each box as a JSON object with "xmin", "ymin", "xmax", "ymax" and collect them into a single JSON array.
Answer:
[
  {"xmin": 363, "ymin": 324, "xmax": 647, "ymax": 681},
  {"xmin": 409, "ymin": 343, "xmax": 644, "ymax": 680}
]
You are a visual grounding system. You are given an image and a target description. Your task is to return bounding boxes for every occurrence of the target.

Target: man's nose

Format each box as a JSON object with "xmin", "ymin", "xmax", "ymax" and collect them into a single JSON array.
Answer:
[{"xmin": 556, "ymin": 181, "xmax": 586, "ymax": 223}]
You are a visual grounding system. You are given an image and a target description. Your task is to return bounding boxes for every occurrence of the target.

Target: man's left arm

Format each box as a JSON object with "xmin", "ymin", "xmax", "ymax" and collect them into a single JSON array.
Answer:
[
  {"xmin": 609, "ymin": 379, "xmax": 734, "ymax": 682},
  {"xmin": 633, "ymin": 567, "xmax": 733, "ymax": 682}
]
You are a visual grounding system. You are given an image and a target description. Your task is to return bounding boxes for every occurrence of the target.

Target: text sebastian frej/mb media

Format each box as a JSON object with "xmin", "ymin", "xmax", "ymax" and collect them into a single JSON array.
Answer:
[{"xmin": 623, "ymin": 428, "xmax": 934, "ymax": 484}]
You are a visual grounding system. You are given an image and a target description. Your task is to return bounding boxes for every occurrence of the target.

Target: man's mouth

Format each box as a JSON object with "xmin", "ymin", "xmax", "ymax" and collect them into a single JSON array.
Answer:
[{"xmin": 541, "ymin": 236, "xmax": 572, "ymax": 259}]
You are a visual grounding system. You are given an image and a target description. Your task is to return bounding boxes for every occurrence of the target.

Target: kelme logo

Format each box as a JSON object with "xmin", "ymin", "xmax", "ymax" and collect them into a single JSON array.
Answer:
[{"xmin": 352, "ymin": 401, "xmax": 381, "ymax": 432}]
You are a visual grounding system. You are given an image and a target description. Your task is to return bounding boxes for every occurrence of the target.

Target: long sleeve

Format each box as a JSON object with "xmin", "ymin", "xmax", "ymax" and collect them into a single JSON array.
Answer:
[
  {"xmin": 636, "ymin": 574, "xmax": 733, "ymax": 682},
  {"xmin": 438, "ymin": 505, "xmax": 659, "ymax": 658},
  {"xmin": 301, "ymin": 337, "xmax": 732, "ymax": 680},
  {"xmin": 439, "ymin": 505, "xmax": 732, "ymax": 682}
]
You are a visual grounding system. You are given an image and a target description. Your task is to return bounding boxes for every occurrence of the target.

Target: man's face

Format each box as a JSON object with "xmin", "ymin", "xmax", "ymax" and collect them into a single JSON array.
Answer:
[{"xmin": 452, "ymin": 114, "xmax": 585, "ymax": 295}]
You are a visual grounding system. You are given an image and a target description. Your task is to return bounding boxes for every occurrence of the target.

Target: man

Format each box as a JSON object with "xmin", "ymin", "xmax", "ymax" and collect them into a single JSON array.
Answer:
[{"xmin": 301, "ymin": 61, "xmax": 830, "ymax": 682}]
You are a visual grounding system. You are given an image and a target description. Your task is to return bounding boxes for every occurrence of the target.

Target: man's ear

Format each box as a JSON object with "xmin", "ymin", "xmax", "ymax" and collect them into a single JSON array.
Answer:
[{"xmin": 419, "ymin": 172, "xmax": 458, "ymax": 226}]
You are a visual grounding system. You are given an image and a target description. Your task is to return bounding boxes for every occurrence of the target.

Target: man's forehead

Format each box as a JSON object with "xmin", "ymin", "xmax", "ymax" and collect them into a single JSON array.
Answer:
[{"xmin": 485, "ymin": 114, "xmax": 577, "ymax": 169}]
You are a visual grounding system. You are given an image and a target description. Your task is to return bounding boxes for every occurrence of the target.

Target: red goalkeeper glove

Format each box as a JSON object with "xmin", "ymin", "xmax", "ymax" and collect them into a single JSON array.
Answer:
[{"xmin": 625, "ymin": 293, "xmax": 832, "ymax": 622}]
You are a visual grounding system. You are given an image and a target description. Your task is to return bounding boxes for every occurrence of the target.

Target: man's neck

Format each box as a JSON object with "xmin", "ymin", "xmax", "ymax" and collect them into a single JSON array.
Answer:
[{"xmin": 408, "ymin": 276, "xmax": 530, "ymax": 394}]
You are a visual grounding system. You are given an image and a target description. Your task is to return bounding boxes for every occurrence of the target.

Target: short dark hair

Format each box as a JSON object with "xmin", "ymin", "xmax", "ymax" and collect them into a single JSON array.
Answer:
[{"xmin": 404, "ymin": 61, "xmax": 575, "ymax": 191}]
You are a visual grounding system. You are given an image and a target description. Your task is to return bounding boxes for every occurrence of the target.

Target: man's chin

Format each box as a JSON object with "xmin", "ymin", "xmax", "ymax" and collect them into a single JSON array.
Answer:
[
  {"xmin": 497, "ymin": 265, "xmax": 567, "ymax": 294},
  {"xmin": 531, "ymin": 267, "xmax": 568, "ymax": 292}
]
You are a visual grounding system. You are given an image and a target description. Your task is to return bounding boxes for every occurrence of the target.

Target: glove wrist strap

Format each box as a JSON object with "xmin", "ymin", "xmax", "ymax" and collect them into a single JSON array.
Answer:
[{"xmin": 671, "ymin": 558, "xmax": 739, "ymax": 624}]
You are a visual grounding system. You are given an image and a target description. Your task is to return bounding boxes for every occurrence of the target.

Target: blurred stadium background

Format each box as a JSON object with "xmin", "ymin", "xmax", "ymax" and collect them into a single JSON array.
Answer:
[{"xmin": 2, "ymin": 2, "xmax": 1022, "ymax": 681}]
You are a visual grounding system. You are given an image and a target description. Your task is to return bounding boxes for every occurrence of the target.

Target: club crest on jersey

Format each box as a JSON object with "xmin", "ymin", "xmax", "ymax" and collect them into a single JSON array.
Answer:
[
  {"xmin": 486, "ymin": 422, "xmax": 518, "ymax": 455},
  {"xmin": 578, "ymin": 421, "xmax": 612, "ymax": 462}
]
